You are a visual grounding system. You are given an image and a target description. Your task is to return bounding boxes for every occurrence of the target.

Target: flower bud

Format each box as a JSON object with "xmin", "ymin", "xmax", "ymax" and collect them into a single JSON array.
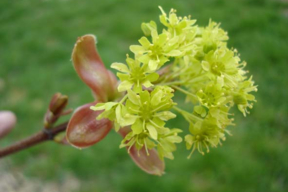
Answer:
[
  {"xmin": 49, "ymin": 93, "xmax": 68, "ymax": 115},
  {"xmin": 141, "ymin": 21, "xmax": 157, "ymax": 36},
  {"xmin": 44, "ymin": 93, "xmax": 70, "ymax": 128}
]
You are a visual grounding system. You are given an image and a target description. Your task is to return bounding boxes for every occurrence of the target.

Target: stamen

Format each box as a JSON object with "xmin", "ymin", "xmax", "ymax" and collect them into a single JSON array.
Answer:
[
  {"xmin": 144, "ymin": 139, "xmax": 150, "ymax": 156},
  {"xmin": 187, "ymin": 144, "xmax": 196, "ymax": 159},
  {"xmin": 129, "ymin": 107, "xmax": 141, "ymax": 113},
  {"xmin": 151, "ymin": 103, "xmax": 170, "ymax": 113},
  {"xmin": 149, "ymin": 119, "xmax": 163, "ymax": 129},
  {"xmin": 127, "ymin": 139, "xmax": 136, "ymax": 154}
]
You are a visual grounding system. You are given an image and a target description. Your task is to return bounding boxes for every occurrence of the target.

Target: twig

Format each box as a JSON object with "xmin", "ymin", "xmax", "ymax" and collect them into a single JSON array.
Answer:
[{"xmin": 0, "ymin": 122, "xmax": 68, "ymax": 158}]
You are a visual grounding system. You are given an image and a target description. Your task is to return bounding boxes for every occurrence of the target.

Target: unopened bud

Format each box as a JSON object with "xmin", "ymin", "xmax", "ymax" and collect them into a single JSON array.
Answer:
[
  {"xmin": 141, "ymin": 23, "xmax": 151, "ymax": 36},
  {"xmin": 44, "ymin": 93, "xmax": 71, "ymax": 129},
  {"xmin": 49, "ymin": 93, "xmax": 68, "ymax": 115},
  {"xmin": 141, "ymin": 21, "xmax": 157, "ymax": 36}
]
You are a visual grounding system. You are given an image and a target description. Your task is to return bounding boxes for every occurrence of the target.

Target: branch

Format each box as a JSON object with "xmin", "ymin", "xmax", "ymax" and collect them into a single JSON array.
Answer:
[{"xmin": 0, "ymin": 122, "xmax": 68, "ymax": 158}]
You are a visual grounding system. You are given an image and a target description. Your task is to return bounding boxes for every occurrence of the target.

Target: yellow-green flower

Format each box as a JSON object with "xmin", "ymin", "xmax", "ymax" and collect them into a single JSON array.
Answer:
[
  {"xmin": 233, "ymin": 77, "xmax": 257, "ymax": 116},
  {"xmin": 130, "ymin": 30, "xmax": 182, "ymax": 71},
  {"xmin": 90, "ymin": 102, "xmax": 118, "ymax": 121},
  {"xmin": 118, "ymin": 87, "xmax": 181, "ymax": 158},
  {"xmin": 141, "ymin": 21, "xmax": 157, "ymax": 36},
  {"xmin": 123, "ymin": 87, "xmax": 176, "ymax": 139},
  {"xmin": 208, "ymin": 106, "xmax": 233, "ymax": 128},
  {"xmin": 185, "ymin": 116, "xmax": 226, "ymax": 157},
  {"xmin": 197, "ymin": 83, "xmax": 226, "ymax": 108},
  {"xmin": 111, "ymin": 57, "xmax": 159, "ymax": 92},
  {"xmin": 157, "ymin": 128, "xmax": 182, "ymax": 160},
  {"xmin": 200, "ymin": 20, "xmax": 229, "ymax": 54},
  {"xmin": 201, "ymin": 48, "xmax": 243, "ymax": 87},
  {"xmin": 158, "ymin": 6, "xmax": 196, "ymax": 36},
  {"xmin": 120, "ymin": 131, "xmax": 156, "ymax": 153}
]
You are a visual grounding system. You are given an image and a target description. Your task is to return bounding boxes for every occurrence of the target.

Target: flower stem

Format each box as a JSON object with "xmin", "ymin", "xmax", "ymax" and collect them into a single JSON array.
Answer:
[
  {"xmin": 171, "ymin": 85, "xmax": 197, "ymax": 99},
  {"xmin": 119, "ymin": 94, "xmax": 128, "ymax": 104},
  {"xmin": 158, "ymin": 81, "xmax": 185, "ymax": 86},
  {"xmin": 173, "ymin": 106, "xmax": 203, "ymax": 122}
]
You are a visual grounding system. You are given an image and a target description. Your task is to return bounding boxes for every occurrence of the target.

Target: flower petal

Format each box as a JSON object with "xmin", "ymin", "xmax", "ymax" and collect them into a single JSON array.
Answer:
[
  {"xmin": 131, "ymin": 119, "xmax": 143, "ymax": 134},
  {"xmin": 138, "ymin": 37, "xmax": 151, "ymax": 49},
  {"xmin": 72, "ymin": 34, "xmax": 118, "ymax": 102},
  {"xmin": 165, "ymin": 50, "xmax": 182, "ymax": 57},
  {"xmin": 127, "ymin": 90, "xmax": 140, "ymax": 105},
  {"xmin": 66, "ymin": 102, "xmax": 113, "ymax": 149},
  {"xmin": 129, "ymin": 45, "xmax": 146, "ymax": 54},
  {"xmin": 118, "ymin": 80, "xmax": 133, "ymax": 92},
  {"xmin": 111, "ymin": 62, "xmax": 129, "ymax": 73},
  {"xmin": 119, "ymin": 127, "xmax": 165, "ymax": 176},
  {"xmin": 146, "ymin": 73, "xmax": 159, "ymax": 82},
  {"xmin": 148, "ymin": 59, "xmax": 158, "ymax": 71},
  {"xmin": 146, "ymin": 123, "xmax": 158, "ymax": 140}
]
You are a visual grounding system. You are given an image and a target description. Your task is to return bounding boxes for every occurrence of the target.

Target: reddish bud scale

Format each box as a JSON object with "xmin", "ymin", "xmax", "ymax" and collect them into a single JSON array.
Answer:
[
  {"xmin": 72, "ymin": 35, "xmax": 118, "ymax": 102},
  {"xmin": 66, "ymin": 102, "xmax": 113, "ymax": 148},
  {"xmin": 119, "ymin": 127, "xmax": 165, "ymax": 176}
]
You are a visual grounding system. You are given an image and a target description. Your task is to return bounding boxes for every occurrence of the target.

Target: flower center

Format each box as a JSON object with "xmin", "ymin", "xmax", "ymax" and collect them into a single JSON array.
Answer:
[
  {"xmin": 211, "ymin": 61, "xmax": 225, "ymax": 76},
  {"xmin": 203, "ymin": 92, "xmax": 216, "ymax": 106},
  {"xmin": 140, "ymin": 103, "xmax": 153, "ymax": 120},
  {"xmin": 130, "ymin": 67, "xmax": 145, "ymax": 82},
  {"xmin": 149, "ymin": 44, "xmax": 163, "ymax": 59}
]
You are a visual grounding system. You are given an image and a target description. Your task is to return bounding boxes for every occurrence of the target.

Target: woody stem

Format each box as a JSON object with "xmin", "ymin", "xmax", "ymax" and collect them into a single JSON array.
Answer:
[{"xmin": 0, "ymin": 122, "xmax": 68, "ymax": 158}]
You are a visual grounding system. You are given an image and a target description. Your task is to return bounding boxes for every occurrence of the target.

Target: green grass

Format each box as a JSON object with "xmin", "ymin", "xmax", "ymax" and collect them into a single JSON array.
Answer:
[{"xmin": 1, "ymin": 0, "xmax": 288, "ymax": 191}]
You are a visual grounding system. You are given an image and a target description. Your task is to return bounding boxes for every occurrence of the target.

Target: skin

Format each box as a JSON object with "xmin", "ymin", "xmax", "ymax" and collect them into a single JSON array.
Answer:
[{"xmin": 0, "ymin": 111, "xmax": 16, "ymax": 139}]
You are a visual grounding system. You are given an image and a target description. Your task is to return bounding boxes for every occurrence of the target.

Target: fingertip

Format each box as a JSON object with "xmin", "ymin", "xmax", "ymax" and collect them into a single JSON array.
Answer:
[{"xmin": 0, "ymin": 111, "xmax": 17, "ymax": 139}]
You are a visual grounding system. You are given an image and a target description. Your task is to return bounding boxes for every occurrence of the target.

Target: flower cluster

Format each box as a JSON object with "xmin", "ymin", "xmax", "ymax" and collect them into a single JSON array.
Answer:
[{"xmin": 90, "ymin": 7, "xmax": 257, "ymax": 162}]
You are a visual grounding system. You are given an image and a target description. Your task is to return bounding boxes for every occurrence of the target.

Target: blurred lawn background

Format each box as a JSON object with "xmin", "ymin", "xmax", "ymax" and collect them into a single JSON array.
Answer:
[{"xmin": 0, "ymin": 0, "xmax": 288, "ymax": 191}]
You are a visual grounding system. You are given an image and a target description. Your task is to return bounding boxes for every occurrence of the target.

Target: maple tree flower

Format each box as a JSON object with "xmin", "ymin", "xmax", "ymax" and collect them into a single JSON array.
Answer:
[
  {"xmin": 197, "ymin": 83, "xmax": 226, "ymax": 108},
  {"xmin": 130, "ymin": 30, "xmax": 182, "ymax": 71},
  {"xmin": 92, "ymin": 86, "xmax": 181, "ymax": 159},
  {"xmin": 123, "ymin": 87, "xmax": 176, "ymax": 135},
  {"xmin": 200, "ymin": 20, "xmax": 229, "ymax": 54},
  {"xmin": 111, "ymin": 57, "xmax": 159, "ymax": 92},
  {"xmin": 233, "ymin": 77, "xmax": 258, "ymax": 116},
  {"xmin": 201, "ymin": 48, "xmax": 244, "ymax": 87},
  {"xmin": 185, "ymin": 116, "xmax": 226, "ymax": 157},
  {"xmin": 157, "ymin": 128, "xmax": 182, "ymax": 160},
  {"xmin": 90, "ymin": 6, "xmax": 257, "ymax": 159},
  {"xmin": 67, "ymin": 6, "xmax": 258, "ymax": 175}
]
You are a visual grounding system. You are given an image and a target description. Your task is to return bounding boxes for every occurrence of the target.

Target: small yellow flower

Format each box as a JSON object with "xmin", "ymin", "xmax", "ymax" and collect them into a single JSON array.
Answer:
[{"xmin": 111, "ymin": 56, "xmax": 159, "ymax": 92}]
